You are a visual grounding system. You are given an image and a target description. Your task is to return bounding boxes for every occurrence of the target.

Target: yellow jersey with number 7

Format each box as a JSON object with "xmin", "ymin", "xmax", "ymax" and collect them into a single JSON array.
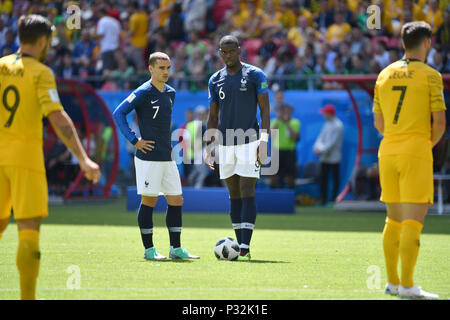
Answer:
[
  {"xmin": 0, "ymin": 53, "xmax": 63, "ymax": 173},
  {"xmin": 373, "ymin": 58, "xmax": 447, "ymax": 161}
]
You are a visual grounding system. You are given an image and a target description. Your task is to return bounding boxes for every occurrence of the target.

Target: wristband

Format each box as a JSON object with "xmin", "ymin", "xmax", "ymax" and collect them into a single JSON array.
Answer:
[{"xmin": 260, "ymin": 132, "xmax": 269, "ymax": 142}]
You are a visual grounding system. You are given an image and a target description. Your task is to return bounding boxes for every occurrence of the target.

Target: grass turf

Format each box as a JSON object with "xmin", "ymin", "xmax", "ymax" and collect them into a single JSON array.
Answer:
[{"xmin": 0, "ymin": 198, "xmax": 449, "ymax": 300}]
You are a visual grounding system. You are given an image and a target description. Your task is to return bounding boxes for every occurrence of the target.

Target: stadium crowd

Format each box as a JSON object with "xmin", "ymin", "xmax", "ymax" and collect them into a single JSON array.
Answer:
[{"xmin": 0, "ymin": 0, "xmax": 449, "ymax": 91}]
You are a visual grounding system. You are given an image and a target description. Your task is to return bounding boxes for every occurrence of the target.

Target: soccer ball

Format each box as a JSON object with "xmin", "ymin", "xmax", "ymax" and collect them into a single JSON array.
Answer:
[{"xmin": 214, "ymin": 237, "xmax": 240, "ymax": 261}]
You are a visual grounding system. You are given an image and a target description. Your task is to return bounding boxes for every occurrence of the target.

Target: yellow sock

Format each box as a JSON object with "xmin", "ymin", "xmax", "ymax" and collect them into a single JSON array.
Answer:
[
  {"xmin": 16, "ymin": 229, "xmax": 40, "ymax": 300},
  {"xmin": 399, "ymin": 219, "xmax": 423, "ymax": 288},
  {"xmin": 382, "ymin": 217, "xmax": 402, "ymax": 285}
]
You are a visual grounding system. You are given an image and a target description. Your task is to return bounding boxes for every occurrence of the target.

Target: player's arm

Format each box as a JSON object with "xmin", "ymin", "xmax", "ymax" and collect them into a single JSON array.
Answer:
[
  {"xmin": 374, "ymin": 112, "xmax": 384, "ymax": 135},
  {"xmin": 205, "ymin": 101, "xmax": 219, "ymax": 170},
  {"xmin": 255, "ymin": 70, "xmax": 271, "ymax": 164},
  {"xmin": 47, "ymin": 110, "xmax": 100, "ymax": 184},
  {"xmin": 112, "ymin": 93, "xmax": 154, "ymax": 154},
  {"xmin": 431, "ymin": 110, "xmax": 446, "ymax": 147},
  {"xmin": 429, "ymin": 72, "xmax": 447, "ymax": 147},
  {"xmin": 373, "ymin": 81, "xmax": 384, "ymax": 135},
  {"xmin": 257, "ymin": 92, "xmax": 271, "ymax": 164}
]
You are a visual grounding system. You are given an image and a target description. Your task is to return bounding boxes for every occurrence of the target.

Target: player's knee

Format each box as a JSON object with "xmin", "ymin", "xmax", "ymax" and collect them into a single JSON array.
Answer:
[
  {"xmin": 16, "ymin": 218, "xmax": 41, "ymax": 231},
  {"xmin": 240, "ymin": 185, "xmax": 255, "ymax": 198},
  {"xmin": 167, "ymin": 195, "xmax": 183, "ymax": 206},
  {"xmin": 141, "ymin": 196, "xmax": 158, "ymax": 207}
]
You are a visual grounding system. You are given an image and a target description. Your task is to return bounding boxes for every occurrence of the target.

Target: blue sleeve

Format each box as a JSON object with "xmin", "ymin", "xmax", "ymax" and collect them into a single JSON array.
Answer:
[
  {"xmin": 112, "ymin": 92, "xmax": 140, "ymax": 145},
  {"xmin": 254, "ymin": 69, "xmax": 269, "ymax": 95},
  {"xmin": 208, "ymin": 76, "xmax": 218, "ymax": 103}
]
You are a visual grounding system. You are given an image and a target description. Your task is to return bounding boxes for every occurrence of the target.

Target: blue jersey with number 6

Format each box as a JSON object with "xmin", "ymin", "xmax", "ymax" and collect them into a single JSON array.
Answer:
[
  {"xmin": 208, "ymin": 63, "xmax": 268, "ymax": 146},
  {"xmin": 113, "ymin": 80, "xmax": 175, "ymax": 161}
]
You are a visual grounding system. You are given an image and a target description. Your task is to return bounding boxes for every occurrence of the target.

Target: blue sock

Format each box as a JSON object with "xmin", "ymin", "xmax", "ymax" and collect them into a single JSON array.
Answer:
[
  {"xmin": 166, "ymin": 205, "xmax": 182, "ymax": 248},
  {"xmin": 137, "ymin": 204, "xmax": 154, "ymax": 249},
  {"xmin": 230, "ymin": 198, "xmax": 242, "ymax": 244},
  {"xmin": 241, "ymin": 197, "xmax": 257, "ymax": 254}
]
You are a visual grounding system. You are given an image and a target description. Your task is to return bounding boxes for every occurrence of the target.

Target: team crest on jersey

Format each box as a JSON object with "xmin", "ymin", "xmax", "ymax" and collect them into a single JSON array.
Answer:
[{"xmin": 240, "ymin": 77, "xmax": 248, "ymax": 91}]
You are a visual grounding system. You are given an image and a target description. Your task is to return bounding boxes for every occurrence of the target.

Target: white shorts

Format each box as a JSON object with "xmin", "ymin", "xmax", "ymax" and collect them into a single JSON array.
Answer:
[
  {"xmin": 135, "ymin": 158, "xmax": 182, "ymax": 196},
  {"xmin": 218, "ymin": 140, "xmax": 261, "ymax": 180}
]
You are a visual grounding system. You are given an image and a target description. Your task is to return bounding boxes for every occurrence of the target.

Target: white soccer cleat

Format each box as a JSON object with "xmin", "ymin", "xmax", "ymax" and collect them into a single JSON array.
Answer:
[
  {"xmin": 384, "ymin": 283, "xmax": 399, "ymax": 296},
  {"xmin": 398, "ymin": 286, "xmax": 439, "ymax": 300}
]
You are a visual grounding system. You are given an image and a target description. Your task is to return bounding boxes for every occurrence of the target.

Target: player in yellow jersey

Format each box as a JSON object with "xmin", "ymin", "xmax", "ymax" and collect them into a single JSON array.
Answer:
[
  {"xmin": 373, "ymin": 21, "xmax": 446, "ymax": 299},
  {"xmin": 0, "ymin": 15, "xmax": 101, "ymax": 300}
]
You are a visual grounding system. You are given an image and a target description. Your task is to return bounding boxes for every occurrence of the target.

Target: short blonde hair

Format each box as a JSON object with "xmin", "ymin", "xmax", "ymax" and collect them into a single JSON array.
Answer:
[{"xmin": 148, "ymin": 52, "xmax": 170, "ymax": 66}]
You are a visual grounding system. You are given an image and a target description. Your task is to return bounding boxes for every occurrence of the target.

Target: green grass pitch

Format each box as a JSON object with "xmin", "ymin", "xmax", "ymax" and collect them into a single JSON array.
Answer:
[{"xmin": 0, "ymin": 198, "xmax": 449, "ymax": 300}]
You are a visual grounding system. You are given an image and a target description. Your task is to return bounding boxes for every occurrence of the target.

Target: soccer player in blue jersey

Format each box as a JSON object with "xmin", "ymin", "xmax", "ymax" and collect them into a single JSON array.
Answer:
[
  {"xmin": 113, "ymin": 52, "xmax": 199, "ymax": 260},
  {"xmin": 205, "ymin": 35, "xmax": 271, "ymax": 261}
]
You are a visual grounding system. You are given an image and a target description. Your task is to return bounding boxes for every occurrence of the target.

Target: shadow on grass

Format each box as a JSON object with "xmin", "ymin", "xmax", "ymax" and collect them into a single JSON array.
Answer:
[{"xmin": 15, "ymin": 198, "xmax": 448, "ymax": 235}]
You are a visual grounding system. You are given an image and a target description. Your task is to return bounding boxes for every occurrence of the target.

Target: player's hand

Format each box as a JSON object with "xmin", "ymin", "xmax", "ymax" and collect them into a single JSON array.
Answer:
[
  {"xmin": 79, "ymin": 157, "xmax": 101, "ymax": 184},
  {"xmin": 135, "ymin": 138, "xmax": 155, "ymax": 154},
  {"xmin": 257, "ymin": 141, "xmax": 268, "ymax": 166},
  {"xmin": 204, "ymin": 148, "xmax": 215, "ymax": 171}
]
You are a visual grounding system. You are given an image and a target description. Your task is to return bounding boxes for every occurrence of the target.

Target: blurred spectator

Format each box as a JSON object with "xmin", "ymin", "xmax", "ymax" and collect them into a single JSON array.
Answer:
[
  {"xmin": 0, "ymin": 19, "xmax": 7, "ymax": 49},
  {"xmin": 279, "ymin": 0, "xmax": 297, "ymax": 29},
  {"xmin": 178, "ymin": 108, "xmax": 195, "ymax": 184},
  {"xmin": 187, "ymin": 47, "xmax": 206, "ymax": 91},
  {"xmin": 111, "ymin": 53, "xmax": 135, "ymax": 89},
  {"xmin": 349, "ymin": 27, "xmax": 368, "ymax": 56},
  {"xmin": 185, "ymin": 31, "xmax": 207, "ymax": 57},
  {"xmin": 426, "ymin": 0, "xmax": 443, "ymax": 34},
  {"xmin": 241, "ymin": 0, "xmax": 264, "ymax": 38},
  {"xmin": 374, "ymin": 40, "xmax": 390, "ymax": 69},
  {"xmin": 271, "ymin": 89, "xmax": 288, "ymax": 114},
  {"xmin": 261, "ymin": 0, "xmax": 283, "ymax": 34},
  {"xmin": 436, "ymin": 10, "xmax": 450, "ymax": 54},
  {"xmin": 258, "ymin": 29, "xmax": 278, "ymax": 63},
  {"xmin": 349, "ymin": 54, "xmax": 369, "ymax": 74},
  {"xmin": 401, "ymin": 0, "xmax": 425, "ymax": 24},
  {"xmin": 72, "ymin": 29, "xmax": 96, "ymax": 71},
  {"xmin": 96, "ymin": 7, "xmax": 121, "ymax": 73},
  {"xmin": 352, "ymin": 163, "xmax": 380, "ymax": 201},
  {"xmin": 288, "ymin": 15, "xmax": 310, "ymax": 48},
  {"xmin": 388, "ymin": 48, "xmax": 400, "ymax": 65},
  {"xmin": 185, "ymin": 105, "xmax": 209, "ymax": 188},
  {"xmin": 0, "ymin": 28, "xmax": 18, "ymax": 56},
  {"xmin": 56, "ymin": 52, "xmax": 78, "ymax": 79},
  {"xmin": 270, "ymin": 104, "xmax": 300, "ymax": 189},
  {"xmin": 183, "ymin": 0, "xmax": 207, "ymax": 34},
  {"xmin": 313, "ymin": 104, "xmax": 343, "ymax": 205},
  {"xmin": 290, "ymin": 55, "xmax": 314, "ymax": 90},
  {"xmin": 314, "ymin": 0, "xmax": 335, "ymax": 33},
  {"xmin": 325, "ymin": 12, "xmax": 352, "ymax": 47},
  {"xmin": 430, "ymin": 50, "xmax": 449, "ymax": 73},
  {"xmin": 166, "ymin": 2, "xmax": 185, "ymax": 42},
  {"xmin": 126, "ymin": 3, "xmax": 148, "ymax": 70}
]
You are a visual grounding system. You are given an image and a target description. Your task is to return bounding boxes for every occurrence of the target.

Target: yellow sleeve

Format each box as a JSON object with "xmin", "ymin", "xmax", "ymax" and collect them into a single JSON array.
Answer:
[
  {"xmin": 373, "ymin": 82, "xmax": 382, "ymax": 114},
  {"xmin": 428, "ymin": 71, "xmax": 446, "ymax": 112},
  {"xmin": 37, "ymin": 67, "xmax": 64, "ymax": 117}
]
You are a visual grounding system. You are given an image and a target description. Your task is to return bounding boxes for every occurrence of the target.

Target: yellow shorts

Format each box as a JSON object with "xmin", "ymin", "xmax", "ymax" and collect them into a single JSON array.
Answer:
[
  {"xmin": 0, "ymin": 166, "xmax": 48, "ymax": 220},
  {"xmin": 378, "ymin": 155, "xmax": 433, "ymax": 204}
]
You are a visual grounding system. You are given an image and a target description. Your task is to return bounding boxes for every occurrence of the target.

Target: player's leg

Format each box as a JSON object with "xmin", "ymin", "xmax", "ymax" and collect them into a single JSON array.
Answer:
[
  {"xmin": 7, "ymin": 165, "xmax": 48, "ymax": 300},
  {"xmin": 239, "ymin": 176, "xmax": 257, "ymax": 259},
  {"xmin": 384, "ymin": 203, "xmax": 402, "ymax": 295},
  {"xmin": 163, "ymin": 161, "xmax": 199, "ymax": 259},
  {"xmin": 379, "ymin": 155, "xmax": 402, "ymax": 295},
  {"xmin": 0, "ymin": 166, "xmax": 12, "ymax": 240},
  {"xmin": 15, "ymin": 218, "xmax": 41, "ymax": 300},
  {"xmin": 135, "ymin": 158, "xmax": 165, "ymax": 260},
  {"xmin": 225, "ymin": 174, "xmax": 242, "ymax": 244},
  {"xmin": 396, "ymin": 156, "xmax": 437, "ymax": 299}
]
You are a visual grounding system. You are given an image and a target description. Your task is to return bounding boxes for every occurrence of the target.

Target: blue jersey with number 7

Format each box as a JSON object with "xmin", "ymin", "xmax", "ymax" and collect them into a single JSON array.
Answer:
[{"xmin": 113, "ymin": 80, "xmax": 176, "ymax": 161}]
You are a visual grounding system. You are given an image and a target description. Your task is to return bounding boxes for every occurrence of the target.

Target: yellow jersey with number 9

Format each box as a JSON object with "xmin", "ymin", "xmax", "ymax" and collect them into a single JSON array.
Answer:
[
  {"xmin": 373, "ymin": 58, "xmax": 447, "ymax": 161},
  {"xmin": 0, "ymin": 53, "xmax": 63, "ymax": 173}
]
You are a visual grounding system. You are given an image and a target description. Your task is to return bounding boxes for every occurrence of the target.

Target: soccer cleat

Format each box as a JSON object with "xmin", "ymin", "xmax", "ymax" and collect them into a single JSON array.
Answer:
[
  {"xmin": 169, "ymin": 246, "xmax": 200, "ymax": 259},
  {"xmin": 237, "ymin": 252, "xmax": 251, "ymax": 261},
  {"xmin": 398, "ymin": 286, "xmax": 439, "ymax": 300},
  {"xmin": 384, "ymin": 283, "xmax": 399, "ymax": 296},
  {"xmin": 144, "ymin": 247, "xmax": 167, "ymax": 260}
]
